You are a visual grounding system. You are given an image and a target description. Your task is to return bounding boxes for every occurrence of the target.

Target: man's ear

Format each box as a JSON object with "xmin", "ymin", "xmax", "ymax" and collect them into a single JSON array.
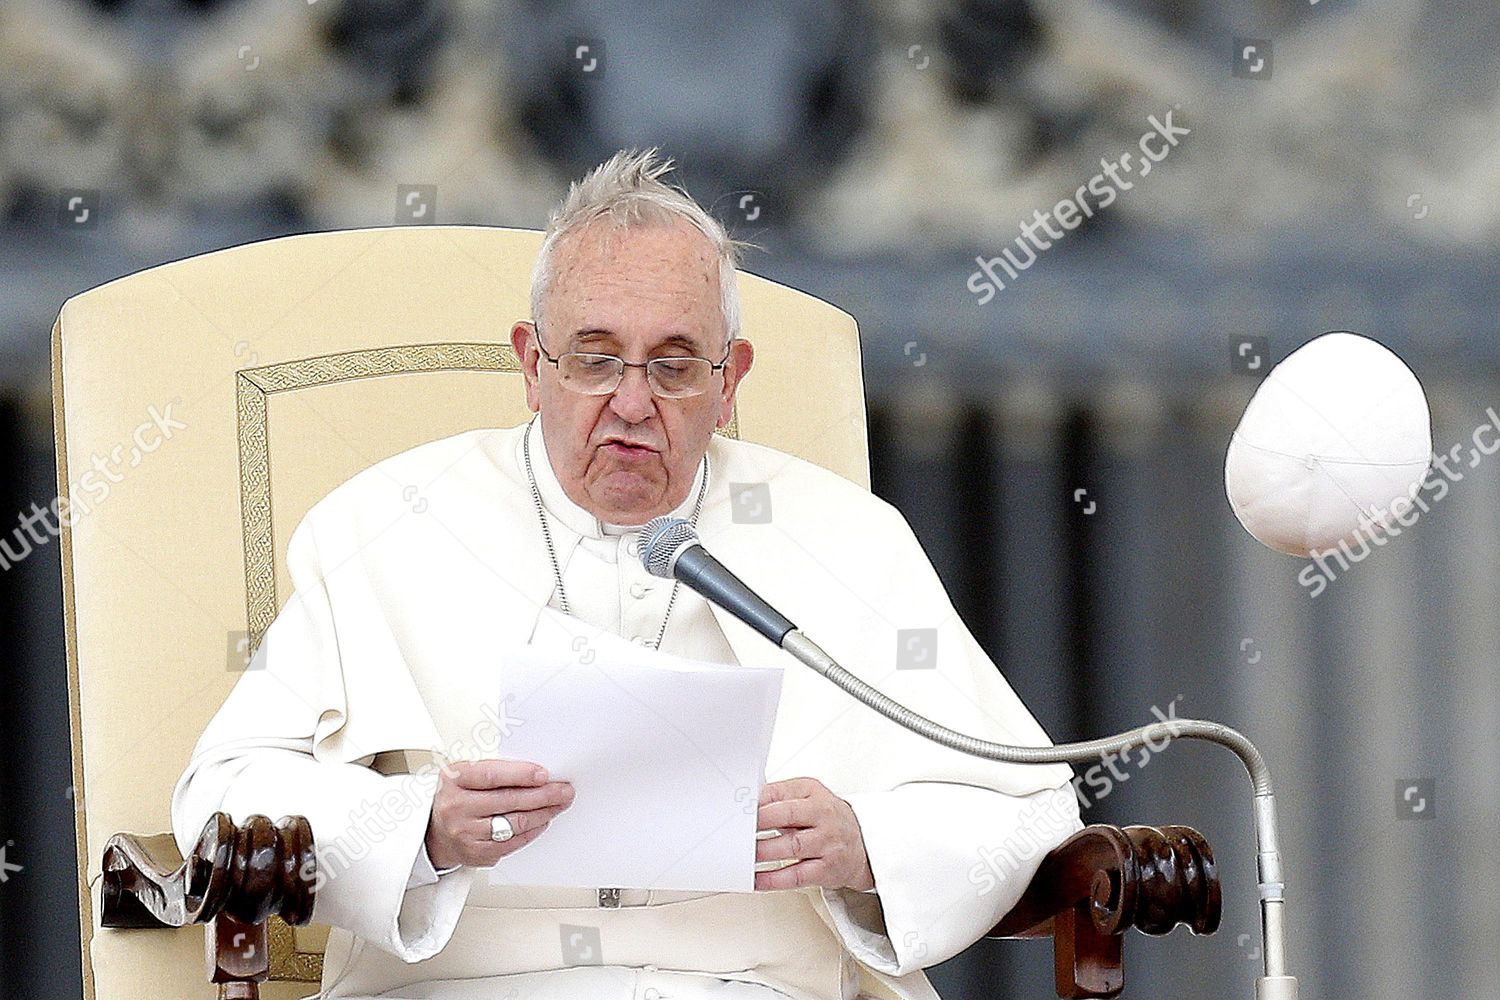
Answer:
[
  {"xmin": 510, "ymin": 321, "xmax": 541, "ymax": 412},
  {"xmin": 717, "ymin": 338, "xmax": 754, "ymax": 428}
]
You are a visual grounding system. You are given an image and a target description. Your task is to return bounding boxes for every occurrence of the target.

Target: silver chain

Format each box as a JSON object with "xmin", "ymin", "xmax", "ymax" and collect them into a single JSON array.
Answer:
[{"xmin": 523, "ymin": 415, "xmax": 708, "ymax": 650}]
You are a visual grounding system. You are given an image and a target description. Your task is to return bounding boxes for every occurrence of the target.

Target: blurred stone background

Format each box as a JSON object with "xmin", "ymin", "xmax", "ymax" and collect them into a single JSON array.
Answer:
[{"xmin": 2, "ymin": 1, "xmax": 1497, "ymax": 997}]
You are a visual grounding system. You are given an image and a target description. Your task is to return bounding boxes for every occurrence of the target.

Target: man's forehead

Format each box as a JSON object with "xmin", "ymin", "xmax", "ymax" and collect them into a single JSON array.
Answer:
[
  {"xmin": 559, "ymin": 216, "xmax": 716, "ymax": 264},
  {"xmin": 544, "ymin": 221, "xmax": 726, "ymax": 349},
  {"xmin": 551, "ymin": 224, "xmax": 716, "ymax": 297},
  {"xmin": 564, "ymin": 326, "xmax": 714, "ymax": 352}
]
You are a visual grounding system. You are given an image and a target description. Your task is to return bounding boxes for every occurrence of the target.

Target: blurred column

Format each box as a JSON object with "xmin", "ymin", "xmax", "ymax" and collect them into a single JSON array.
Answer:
[
  {"xmin": 0, "ymin": 396, "xmax": 17, "ymax": 991},
  {"xmin": 1434, "ymin": 377, "xmax": 1500, "ymax": 1000},
  {"xmin": 983, "ymin": 379, "xmax": 1078, "ymax": 742},
  {"xmin": 876, "ymin": 382, "xmax": 969, "ymax": 601},
  {"xmin": 0, "ymin": 387, "xmax": 81, "ymax": 999}
]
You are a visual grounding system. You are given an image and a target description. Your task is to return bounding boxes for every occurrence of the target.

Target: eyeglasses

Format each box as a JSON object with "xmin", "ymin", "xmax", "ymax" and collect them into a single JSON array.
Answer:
[{"xmin": 533, "ymin": 326, "xmax": 731, "ymax": 399}]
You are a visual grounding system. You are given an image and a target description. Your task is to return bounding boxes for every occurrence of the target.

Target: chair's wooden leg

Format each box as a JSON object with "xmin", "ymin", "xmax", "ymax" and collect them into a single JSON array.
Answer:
[
  {"xmin": 210, "ymin": 913, "xmax": 267, "ymax": 1000},
  {"xmin": 1054, "ymin": 903, "xmax": 1124, "ymax": 999}
]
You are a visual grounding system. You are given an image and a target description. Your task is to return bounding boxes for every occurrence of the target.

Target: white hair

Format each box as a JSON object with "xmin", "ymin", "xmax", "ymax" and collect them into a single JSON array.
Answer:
[{"xmin": 529, "ymin": 148, "xmax": 746, "ymax": 351}]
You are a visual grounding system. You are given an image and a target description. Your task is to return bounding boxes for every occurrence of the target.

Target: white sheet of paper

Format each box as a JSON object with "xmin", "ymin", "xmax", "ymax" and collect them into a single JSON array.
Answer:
[{"xmin": 481, "ymin": 606, "xmax": 784, "ymax": 892}]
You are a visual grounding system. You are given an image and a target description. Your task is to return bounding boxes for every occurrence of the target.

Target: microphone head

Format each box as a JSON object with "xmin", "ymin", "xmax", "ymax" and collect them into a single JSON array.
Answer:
[{"xmin": 640, "ymin": 516, "xmax": 700, "ymax": 578}]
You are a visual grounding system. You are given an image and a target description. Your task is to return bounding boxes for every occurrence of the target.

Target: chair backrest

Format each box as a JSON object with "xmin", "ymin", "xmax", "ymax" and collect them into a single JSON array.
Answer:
[{"xmin": 52, "ymin": 225, "xmax": 868, "ymax": 999}]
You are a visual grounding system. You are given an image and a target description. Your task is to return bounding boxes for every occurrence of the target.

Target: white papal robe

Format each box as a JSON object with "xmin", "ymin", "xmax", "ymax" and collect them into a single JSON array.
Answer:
[{"xmin": 171, "ymin": 413, "xmax": 1084, "ymax": 1000}]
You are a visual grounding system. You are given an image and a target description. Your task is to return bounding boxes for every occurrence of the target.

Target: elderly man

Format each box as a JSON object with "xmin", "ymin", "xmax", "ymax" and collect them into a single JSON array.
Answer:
[{"xmin": 172, "ymin": 149, "xmax": 1083, "ymax": 1000}]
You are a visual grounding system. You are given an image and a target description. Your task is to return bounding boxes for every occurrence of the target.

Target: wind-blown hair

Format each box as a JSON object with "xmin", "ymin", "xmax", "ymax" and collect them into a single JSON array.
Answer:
[{"xmin": 529, "ymin": 148, "xmax": 745, "ymax": 349}]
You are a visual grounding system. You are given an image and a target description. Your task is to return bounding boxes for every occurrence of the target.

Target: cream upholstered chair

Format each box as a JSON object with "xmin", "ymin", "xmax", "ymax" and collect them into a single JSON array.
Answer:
[{"xmin": 52, "ymin": 226, "xmax": 1219, "ymax": 1000}]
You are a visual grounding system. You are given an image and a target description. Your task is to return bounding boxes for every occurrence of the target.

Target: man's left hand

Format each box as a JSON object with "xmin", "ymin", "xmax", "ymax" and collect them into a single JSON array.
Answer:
[{"xmin": 755, "ymin": 777, "xmax": 875, "ymax": 892}]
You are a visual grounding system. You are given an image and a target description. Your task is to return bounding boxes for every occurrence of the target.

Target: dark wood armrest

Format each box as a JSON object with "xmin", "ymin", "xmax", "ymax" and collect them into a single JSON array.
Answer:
[
  {"xmin": 101, "ymin": 812, "xmax": 316, "ymax": 1000},
  {"xmin": 985, "ymin": 824, "xmax": 1221, "ymax": 999}
]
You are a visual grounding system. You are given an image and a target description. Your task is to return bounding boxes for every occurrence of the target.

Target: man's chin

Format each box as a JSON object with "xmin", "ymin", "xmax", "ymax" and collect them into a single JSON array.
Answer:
[{"xmin": 586, "ymin": 470, "xmax": 669, "ymax": 525}]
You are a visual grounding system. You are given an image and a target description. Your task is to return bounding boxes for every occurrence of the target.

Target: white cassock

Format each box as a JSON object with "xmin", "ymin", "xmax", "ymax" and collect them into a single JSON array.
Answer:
[{"xmin": 171, "ymin": 413, "xmax": 1084, "ymax": 1000}]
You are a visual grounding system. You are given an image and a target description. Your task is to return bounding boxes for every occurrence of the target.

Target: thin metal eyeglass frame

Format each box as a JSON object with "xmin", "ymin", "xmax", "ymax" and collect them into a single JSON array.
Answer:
[{"xmin": 530, "ymin": 325, "xmax": 732, "ymax": 398}]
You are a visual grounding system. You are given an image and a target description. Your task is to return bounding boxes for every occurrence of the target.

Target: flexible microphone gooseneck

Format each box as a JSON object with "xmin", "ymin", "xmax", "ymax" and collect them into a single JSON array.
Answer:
[{"xmin": 640, "ymin": 516, "xmax": 1298, "ymax": 1000}]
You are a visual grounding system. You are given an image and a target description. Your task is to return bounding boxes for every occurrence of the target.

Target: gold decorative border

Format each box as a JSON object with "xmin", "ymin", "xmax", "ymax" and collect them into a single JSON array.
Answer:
[
  {"xmin": 238, "ymin": 341, "xmax": 740, "ymax": 652},
  {"xmin": 237, "ymin": 342, "xmax": 518, "ymax": 648},
  {"xmin": 268, "ymin": 916, "xmax": 324, "ymax": 982}
]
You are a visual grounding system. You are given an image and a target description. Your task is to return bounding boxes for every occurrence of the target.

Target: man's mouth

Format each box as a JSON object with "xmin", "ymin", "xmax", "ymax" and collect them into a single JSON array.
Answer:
[{"xmin": 601, "ymin": 437, "xmax": 658, "ymax": 458}]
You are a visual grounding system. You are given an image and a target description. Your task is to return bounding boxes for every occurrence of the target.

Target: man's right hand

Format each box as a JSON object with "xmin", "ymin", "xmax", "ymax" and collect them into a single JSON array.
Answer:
[{"xmin": 425, "ymin": 758, "xmax": 575, "ymax": 870}]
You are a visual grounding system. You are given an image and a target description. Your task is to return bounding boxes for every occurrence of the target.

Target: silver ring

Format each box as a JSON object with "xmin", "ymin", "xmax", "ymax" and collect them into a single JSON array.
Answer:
[{"xmin": 489, "ymin": 814, "xmax": 515, "ymax": 842}]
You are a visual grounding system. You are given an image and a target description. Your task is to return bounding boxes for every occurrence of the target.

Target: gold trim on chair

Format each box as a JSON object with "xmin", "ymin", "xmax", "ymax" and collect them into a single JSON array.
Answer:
[
  {"xmin": 268, "ymin": 915, "xmax": 324, "ymax": 983},
  {"xmin": 236, "ymin": 342, "xmax": 525, "ymax": 647}
]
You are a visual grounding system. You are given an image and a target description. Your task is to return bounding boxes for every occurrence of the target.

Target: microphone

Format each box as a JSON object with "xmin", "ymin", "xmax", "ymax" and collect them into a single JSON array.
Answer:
[
  {"xmin": 639, "ymin": 517, "xmax": 797, "ymax": 644},
  {"xmin": 641, "ymin": 515, "xmax": 1299, "ymax": 1000}
]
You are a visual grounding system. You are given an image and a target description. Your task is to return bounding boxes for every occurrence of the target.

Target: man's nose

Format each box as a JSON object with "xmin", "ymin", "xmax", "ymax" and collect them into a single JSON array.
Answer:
[{"xmin": 608, "ymin": 364, "xmax": 656, "ymax": 424}]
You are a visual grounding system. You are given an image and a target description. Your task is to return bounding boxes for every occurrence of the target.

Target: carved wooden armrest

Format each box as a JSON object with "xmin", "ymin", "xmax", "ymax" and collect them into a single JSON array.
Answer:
[
  {"xmin": 985, "ymin": 824, "xmax": 1221, "ymax": 999},
  {"xmin": 101, "ymin": 813, "xmax": 316, "ymax": 1000}
]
